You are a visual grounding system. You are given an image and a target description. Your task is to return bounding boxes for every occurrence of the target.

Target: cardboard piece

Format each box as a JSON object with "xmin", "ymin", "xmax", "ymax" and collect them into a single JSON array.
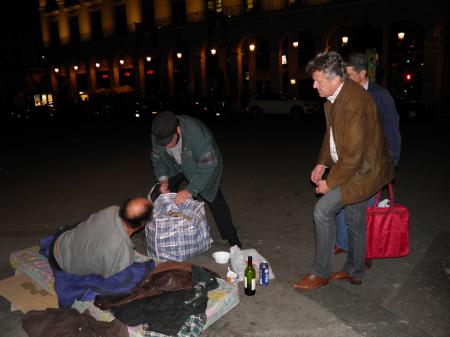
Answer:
[{"xmin": 0, "ymin": 272, "xmax": 58, "ymax": 313}]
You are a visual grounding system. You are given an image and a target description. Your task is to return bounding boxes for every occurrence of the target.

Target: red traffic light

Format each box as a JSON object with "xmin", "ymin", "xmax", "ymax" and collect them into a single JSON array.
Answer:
[
  {"xmin": 404, "ymin": 73, "xmax": 413, "ymax": 81},
  {"xmin": 146, "ymin": 69, "xmax": 155, "ymax": 75}
]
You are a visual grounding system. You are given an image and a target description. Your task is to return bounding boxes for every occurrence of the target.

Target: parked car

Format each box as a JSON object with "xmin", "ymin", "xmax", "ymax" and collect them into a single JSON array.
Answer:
[
  {"xmin": 7, "ymin": 104, "xmax": 57, "ymax": 122},
  {"xmin": 165, "ymin": 96, "xmax": 211, "ymax": 120},
  {"xmin": 246, "ymin": 93, "xmax": 320, "ymax": 123}
]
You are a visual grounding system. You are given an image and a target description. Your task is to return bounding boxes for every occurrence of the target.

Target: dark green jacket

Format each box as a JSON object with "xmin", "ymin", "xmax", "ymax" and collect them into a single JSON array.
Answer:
[{"xmin": 151, "ymin": 115, "xmax": 223, "ymax": 202}]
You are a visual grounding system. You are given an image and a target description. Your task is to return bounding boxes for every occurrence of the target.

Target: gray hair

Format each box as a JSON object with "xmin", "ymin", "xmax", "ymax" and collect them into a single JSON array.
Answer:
[
  {"xmin": 306, "ymin": 51, "xmax": 347, "ymax": 80},
  {"xmin": 345, "ymin": 53, "xmax": 368, "ymax": 72}
]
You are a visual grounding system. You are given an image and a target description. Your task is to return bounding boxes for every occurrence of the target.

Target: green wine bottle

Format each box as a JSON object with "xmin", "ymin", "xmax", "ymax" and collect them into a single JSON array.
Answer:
[{"xmin": 244, "ymin": 255, "xmax": 256, "ymax": 296}]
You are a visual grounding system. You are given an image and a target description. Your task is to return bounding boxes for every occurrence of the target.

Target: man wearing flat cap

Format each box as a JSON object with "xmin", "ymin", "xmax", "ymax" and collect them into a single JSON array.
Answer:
[{"xmin": 151, "ymin": 111, "xmax": 241, "ymax": 248}]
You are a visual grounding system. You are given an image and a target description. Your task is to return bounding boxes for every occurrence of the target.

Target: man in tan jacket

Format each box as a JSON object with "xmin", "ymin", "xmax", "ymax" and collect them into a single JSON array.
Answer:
[{"xmin": 293, "ymin": 52, "xmax": 394, "ymax": 291}]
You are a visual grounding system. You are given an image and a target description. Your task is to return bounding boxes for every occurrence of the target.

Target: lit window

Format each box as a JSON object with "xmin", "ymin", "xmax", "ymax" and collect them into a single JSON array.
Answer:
[{"xmin": 208, "ymin": 0, "xmax": 222, "ymax": 12}]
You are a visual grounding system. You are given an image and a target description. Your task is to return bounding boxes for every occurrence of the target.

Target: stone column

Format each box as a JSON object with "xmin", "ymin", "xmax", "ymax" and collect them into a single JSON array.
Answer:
[
  {"xmin": 79, "ymin": 0, "xmax": 91, "ymax": 41},
  {"xmin": 102, "ymin": 0, "xmax": 114, "ymax": 37},
  {"xmin": 57, "ymin": 0, "xmax": 70, "ymax": 45},
  {"xmin": 127, "ymin": 0, "xmax": 142, "ymax": 32},
  {"xmin": 39, "ymin": 7, "xmax": 50, "ymax": 47}
]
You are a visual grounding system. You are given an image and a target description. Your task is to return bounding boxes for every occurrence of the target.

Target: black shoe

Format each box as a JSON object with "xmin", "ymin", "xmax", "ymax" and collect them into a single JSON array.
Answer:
[{"xmin": 228, "ymin": 236, "xmax": 242, "ymax": 248}]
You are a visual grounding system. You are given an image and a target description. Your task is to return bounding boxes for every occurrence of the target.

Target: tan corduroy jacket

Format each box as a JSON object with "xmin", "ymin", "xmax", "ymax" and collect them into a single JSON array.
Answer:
[{"xmin": 318, "ymin": 80, "xmax": 395, "ymax": 204}]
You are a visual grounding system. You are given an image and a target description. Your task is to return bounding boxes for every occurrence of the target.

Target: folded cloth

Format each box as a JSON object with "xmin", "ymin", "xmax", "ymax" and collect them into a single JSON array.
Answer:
[
  {"xmin": 94, "ymin": 263, "xmax": 218, "ymax": 310},
  {"xmin": 22, "ymin": 308, "xmax": 129, "ymax": 337},
  {"xmin": 113, "ymin": 283, "xmax": 209, "ymax": 335},
  {"xmin": 143, "ymin": 314, "xmax": 207, "ymax": 337}
]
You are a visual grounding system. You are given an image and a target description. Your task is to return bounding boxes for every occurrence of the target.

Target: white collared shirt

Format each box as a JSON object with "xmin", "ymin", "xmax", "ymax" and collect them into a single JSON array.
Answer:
[{"xmin": 327, "ymin": 82, "xmax": 344, "ymax": 162}]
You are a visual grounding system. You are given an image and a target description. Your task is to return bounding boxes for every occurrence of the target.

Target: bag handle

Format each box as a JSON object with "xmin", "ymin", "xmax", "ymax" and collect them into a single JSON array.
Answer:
[
  {"xmin": 372, "ymin": 182, "xmax": 395, "ymax": 207},
  {"xmin": 388, "ymin": 182, "xmax": 395, "ymax": 206}
]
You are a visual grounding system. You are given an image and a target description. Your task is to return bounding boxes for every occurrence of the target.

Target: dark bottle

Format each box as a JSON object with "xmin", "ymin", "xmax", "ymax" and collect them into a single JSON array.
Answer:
[{"xmin": 244, "ymin": 255, "xmax": 256, "ymax": 296}]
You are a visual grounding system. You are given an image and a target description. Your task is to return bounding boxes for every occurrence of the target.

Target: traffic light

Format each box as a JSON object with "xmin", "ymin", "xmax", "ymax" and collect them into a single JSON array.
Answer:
[{"xmin": 404, "ymin": 72, "xmax": 413, "ymax": 82}]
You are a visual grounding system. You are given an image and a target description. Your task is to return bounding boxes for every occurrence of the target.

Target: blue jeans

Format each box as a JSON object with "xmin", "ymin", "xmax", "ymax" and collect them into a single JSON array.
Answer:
[
  {"xmin": 312, "ymin": 186, "xmax": 368, "ymax": 279},
  {"xmin": 335, "ymin": 208, "xmax": 349, "ymax": 250},
  {"xmin": 335, "ymin": 196, "xmax": 375, "ymax": 251}
]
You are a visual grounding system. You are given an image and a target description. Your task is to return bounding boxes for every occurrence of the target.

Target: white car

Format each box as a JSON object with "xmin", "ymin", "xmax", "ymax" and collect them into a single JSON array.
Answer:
[{"xmin": 247, "ymin": 93, "xmax": 320, "ymax": 123}]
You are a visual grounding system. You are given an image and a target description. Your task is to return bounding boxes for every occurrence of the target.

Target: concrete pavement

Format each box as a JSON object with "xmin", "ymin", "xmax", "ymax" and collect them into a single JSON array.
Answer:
[{"xmin": 0, "ymin": 114, "xmax": 449, "ymax": 337}]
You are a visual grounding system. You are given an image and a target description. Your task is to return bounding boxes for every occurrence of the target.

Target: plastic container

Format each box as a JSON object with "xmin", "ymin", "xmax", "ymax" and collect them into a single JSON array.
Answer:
[{"xmin": 212, "ymin": 251, "xmax": 230, "ymax": 264}]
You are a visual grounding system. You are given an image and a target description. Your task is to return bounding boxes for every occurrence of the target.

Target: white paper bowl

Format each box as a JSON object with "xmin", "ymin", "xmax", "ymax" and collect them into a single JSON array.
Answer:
[{"xmin": 212, "ymin": 251, "xmax": 230, "ymax": 264}]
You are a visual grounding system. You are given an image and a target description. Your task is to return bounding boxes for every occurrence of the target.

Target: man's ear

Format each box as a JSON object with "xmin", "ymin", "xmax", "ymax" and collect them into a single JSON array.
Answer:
[{"xmin": 361, "ymin": 69, "xmax": 367, "ymax": 78}]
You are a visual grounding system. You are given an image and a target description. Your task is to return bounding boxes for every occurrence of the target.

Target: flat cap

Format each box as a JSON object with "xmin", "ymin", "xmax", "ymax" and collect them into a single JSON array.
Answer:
[{"xmin": 152, "ymin": 111, "xmax": 178, "ymax": 146}]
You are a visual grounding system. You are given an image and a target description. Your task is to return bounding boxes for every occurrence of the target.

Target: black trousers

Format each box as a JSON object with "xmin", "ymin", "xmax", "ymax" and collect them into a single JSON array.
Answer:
[{"xmin": 168, "ymin": 172, "xmax": 237, "ymax": 240}]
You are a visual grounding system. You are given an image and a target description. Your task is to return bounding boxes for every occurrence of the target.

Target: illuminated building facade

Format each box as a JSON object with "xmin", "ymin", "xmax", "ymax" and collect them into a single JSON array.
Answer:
[{"xmin": 38, "ymin": 0, "xmax": 449, "ymax": 112}]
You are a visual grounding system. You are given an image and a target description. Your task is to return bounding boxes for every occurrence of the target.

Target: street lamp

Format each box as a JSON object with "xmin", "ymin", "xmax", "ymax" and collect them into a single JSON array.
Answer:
[
  {"xmin": 146, "ymin": 56, "xmax": 152, "ymax": 62},
  {"xmin": 249, "ymin": 43, "xmax": 255, "ymax": 52},
  {"xmin": 292, "ymin": 41, "xmax": 299, "ymax": 48},
  {"xmin": 95, "ymin": 62, "xmax": 100, "ymax": 68},
  {"xmin": 176, "ymin": 52, "xmax": 182, "ymax": 59},
  {"xmin": 54, "ymin": 67, "xmax": 60, "ymax": 73},
  {"xmin": 73, "ymin": 65, "xmax": 78, "ymax": 71},
  {"xmin": 119, "ymin": 59, "xmax": 125, "ymax": 65},
  {"xmin": 397, "ymin": 32, "xmax": 405, "ymax": 41},
  {"xmin": 210, "ymin": 48, "xmax": 217, "ymax": 55},
  {"xmin": 290, "ymin": 78, "xmax": 296, "ymax": 85},
  {"xmin": 341, "ymin": 36, "xmax": 349, "ymax": 45}
]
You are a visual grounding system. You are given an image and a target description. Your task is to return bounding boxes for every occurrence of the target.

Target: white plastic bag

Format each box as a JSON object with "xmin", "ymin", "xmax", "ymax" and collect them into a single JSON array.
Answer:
[
  {"xmin": 377, "ymin": 198, "xmax": 390, "ymax": 208},
  {"xmin": 230, "ymin": 246, "xmax": 275, "ymax": 282}
]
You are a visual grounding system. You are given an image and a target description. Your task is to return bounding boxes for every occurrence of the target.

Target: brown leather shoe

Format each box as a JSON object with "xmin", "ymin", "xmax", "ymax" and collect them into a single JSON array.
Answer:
[
  {"xmin": 330, "ymin": 271, "xmax": 362, "ymax": 285},
  {"xmin": 292, "ymin": 273, "xmax": 329, "ymax": 291},
  {"xmin": 333, "ymin": 245, "xmax": 347, "ymax": 254}
]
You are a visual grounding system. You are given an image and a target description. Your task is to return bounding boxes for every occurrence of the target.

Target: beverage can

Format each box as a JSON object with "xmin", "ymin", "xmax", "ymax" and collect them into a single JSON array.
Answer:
[{"xmin": 259, "ymin": 262, "xmax": 269, "ymax": 286}]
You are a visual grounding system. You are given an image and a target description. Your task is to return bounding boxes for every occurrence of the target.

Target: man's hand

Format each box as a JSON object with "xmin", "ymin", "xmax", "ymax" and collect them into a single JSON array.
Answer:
[
  {"xmin": 159, "ymin": 180, "xmax": 169, "ymax": 193},
  {"xmin": 311, "ymin": 164, "xmax": 326, "ymax": 184},
  {"xmin": 174, "ymin": 190, "xmax": 192, "ymax": 204},
  {"xmin": 315, "ymin": 180, "xmax": 330, "ymax": 195}
]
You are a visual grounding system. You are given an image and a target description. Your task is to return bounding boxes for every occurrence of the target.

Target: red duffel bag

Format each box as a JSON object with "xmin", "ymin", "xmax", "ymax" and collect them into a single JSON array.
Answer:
[{"xmin": 366, "ymin": 183, "xmax": 410, "ymax": 258}]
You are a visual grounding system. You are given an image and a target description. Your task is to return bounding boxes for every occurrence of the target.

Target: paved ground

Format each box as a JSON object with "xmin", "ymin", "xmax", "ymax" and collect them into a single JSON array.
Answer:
[{"xmin": 0, "ymin": 113, "xmax": 449, "ymax": 337}]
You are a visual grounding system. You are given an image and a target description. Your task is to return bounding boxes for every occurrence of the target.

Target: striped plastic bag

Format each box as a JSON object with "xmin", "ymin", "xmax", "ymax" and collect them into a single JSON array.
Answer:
[{"xmin": 146, "ymin": 193, "xmax": 211, "ymax": 262}]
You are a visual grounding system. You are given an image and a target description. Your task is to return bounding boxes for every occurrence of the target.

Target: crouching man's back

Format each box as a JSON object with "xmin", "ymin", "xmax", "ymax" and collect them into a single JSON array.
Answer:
[{"xmin": 54, "ymin": 197, "xmax": 152, "ymax": 278}]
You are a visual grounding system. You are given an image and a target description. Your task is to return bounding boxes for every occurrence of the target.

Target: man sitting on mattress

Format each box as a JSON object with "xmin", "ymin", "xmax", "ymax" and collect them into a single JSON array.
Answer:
[{"xmin": 49, "ymin": 197, "xmax": 153, "ymax": 278}]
